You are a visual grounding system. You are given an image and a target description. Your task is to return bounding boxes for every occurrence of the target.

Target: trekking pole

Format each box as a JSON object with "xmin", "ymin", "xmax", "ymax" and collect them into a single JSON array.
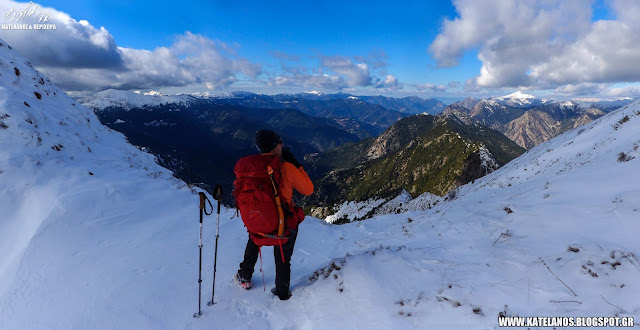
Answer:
[
  {"xmin": 194, "ymin": 191, "xmax": 212, "ymax": 318},
  {"xmin": 208, "ymin": 184, "xmax": 223, "ymax": 306}
]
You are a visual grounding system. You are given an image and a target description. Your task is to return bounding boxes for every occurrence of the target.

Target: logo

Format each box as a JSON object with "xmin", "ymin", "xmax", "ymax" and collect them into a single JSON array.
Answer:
[{"xmin": 2, "ymin": 1, "xmax": 57, "ymax": 30}]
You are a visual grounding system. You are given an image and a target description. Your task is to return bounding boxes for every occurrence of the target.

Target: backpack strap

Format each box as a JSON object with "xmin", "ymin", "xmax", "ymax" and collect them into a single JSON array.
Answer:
[{"xmin": 267, "ymin": 165, "xmax": 285, "ymax": 237}]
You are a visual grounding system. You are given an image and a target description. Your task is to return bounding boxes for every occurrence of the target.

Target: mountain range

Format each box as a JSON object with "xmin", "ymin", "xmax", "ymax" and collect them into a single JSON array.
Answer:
[
  {"xmin": 80, "ymin": 89, "xmax": 632, "ymax": 208},
  {"xmin": 79, "ymin": 90, "xmax": 450, "ymax": 202},
  {"xmin": 446, "ymin": 94, "xmax": 632, "ymax": 149},
  {"xmin": 81, "ymin": 90, "xmax": 525, "ymax": 208},
  {"xmin": 82, "ymin": 91, "xmax": 372, "ymax": 202}
]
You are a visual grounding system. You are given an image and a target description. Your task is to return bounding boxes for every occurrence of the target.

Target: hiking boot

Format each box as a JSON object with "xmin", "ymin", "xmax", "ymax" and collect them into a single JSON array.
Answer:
[
  {"xmin": 234, "ymin": 273, "xmax": 252, "ymax": 290},
  {"xmin": 270, "ymin": 287, "xmax": 292, "ymax": 300}
]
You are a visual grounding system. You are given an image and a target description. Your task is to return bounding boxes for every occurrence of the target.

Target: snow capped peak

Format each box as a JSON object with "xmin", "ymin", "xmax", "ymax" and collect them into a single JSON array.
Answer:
[
  {"xmin": 480, "ymin": 98, "xmax": 500, "ymax": 106},
  {"xmin": 347, "ymin": 96, "xmax": 359, "ymax": 100},
  {"xmin": 492, "ymin": 91, "xmax": 549, "ymax": 108},
  {"xmin": 498, "ymin": 91, "xmax": 536, "ymax": 100},
  {"xmin": 304, "ymin": 90, "xmax": 322, "ymax": 95},
  {"xmin": 560, "ymin": 100, "xmax": 577, "ymax": 107}
]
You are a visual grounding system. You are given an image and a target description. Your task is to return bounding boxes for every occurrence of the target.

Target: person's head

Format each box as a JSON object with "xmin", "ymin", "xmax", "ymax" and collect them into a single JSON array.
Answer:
[{"xmin": 255, "ymin": 129, "xmax": 283, "ymax": 157}]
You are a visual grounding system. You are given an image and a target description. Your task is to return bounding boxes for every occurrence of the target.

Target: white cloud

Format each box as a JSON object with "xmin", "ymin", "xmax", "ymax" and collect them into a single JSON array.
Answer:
[
  {"xmin": 430, "ymin": 0, "xmax": 640, "ymax": 93},
  {"xmin": 554, "ymin": 83, "xmax": 608, "ymax": 96},
  {"xmin": 555, "ymin": 83, "xmax": 640, "ymax": 99},
  {"xmin": 374, "ymin": 75, "xmax": 402, "ymax": 89},
  {"xmin": 37, "ymin": 32, "xmax": 261, "ymax": 91},
  {"xmin": 272, "ymin": 53, "xmax": 401, "ymax": 91},
  {"xmin": 269, "ymin": 73, "xmax": 345, "ymax": 90},
  {"xmin": 530, "ymin": 0, "xmax": 640, "ymax": 86},
  {"xmin": 607, "ymin": 85, "xmax": 640, "ymax": 99},
  {"xmin": 321, "ymin": 56, "xmax": 372, "ymax": 87},
  {"xmin": 415, "ymin": 83, "xmax": 447, "ymax": 92}
]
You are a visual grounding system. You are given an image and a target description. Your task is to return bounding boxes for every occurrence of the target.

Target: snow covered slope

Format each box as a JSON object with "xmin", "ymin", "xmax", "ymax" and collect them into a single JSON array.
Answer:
[
  {"xmin": 0, "ymin": 40, "xmax": 190, "ymax": 328},
  {"xmin": 1, "ymin": 38, "xmax": 639, "ymax": 329}
]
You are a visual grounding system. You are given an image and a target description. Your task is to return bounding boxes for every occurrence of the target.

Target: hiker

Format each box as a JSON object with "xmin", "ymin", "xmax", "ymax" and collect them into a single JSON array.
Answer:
[{"xmin": 234, "ymin": 129, "xmax": 314, "ymax": 300}]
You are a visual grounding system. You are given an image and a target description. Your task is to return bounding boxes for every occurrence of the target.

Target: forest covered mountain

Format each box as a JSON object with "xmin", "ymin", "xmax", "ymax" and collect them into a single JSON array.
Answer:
[{"xmin": 305, "ymin": 114, "xmax": 525, "ymax": 212}]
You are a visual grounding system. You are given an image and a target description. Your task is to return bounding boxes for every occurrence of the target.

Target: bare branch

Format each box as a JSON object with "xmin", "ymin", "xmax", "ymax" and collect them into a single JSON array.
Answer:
[
  {"xmin": 492, "ymin": 233, "xmax": 504, "ymax": 246},
  {"xmin": 550, "ymin": 300, "xmax": 582, "ymax": 304},
  {"xmin": 539, "ymin": 257, "xmax": 577, "ymax": 296},
  {"xmin": 601, "ymin": 296, "xmax": 625, "ymax": 312}
]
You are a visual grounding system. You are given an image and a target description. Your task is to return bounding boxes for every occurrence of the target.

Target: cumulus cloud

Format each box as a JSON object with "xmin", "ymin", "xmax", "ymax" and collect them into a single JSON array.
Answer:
[
  {"xmin": 554, "ymin": 83, "xmax": 608, "ymax": 96},
  {"xmin": 555, "ymin": 83, "xmax": 640, "ymax": 99},
  {"xmin": 269, "ymin": 73, "xmax": 346, "ymax": 90},
  {"xmin": 271, "ymin": 53, "xmax": 401, "ymax": 91},
  {"xmin": 429, "ymin": 0, "xmax": 640, "ymax": 93},
  {"xmin": 358, "ymin": 49, "xmax": 389, "ymax": 70},
  {"xmin": 530, "ymin": 0, "xmax": 640, "ymax": 86},
  {"xmin": 0, "ymin": 2, "xmax": 261, "ymax": 91},
  {"xmin": 374, "ymin": 75, "xmax": 402, "ymax": 89},
  {"xmin": 37, "ymin": 32, "xmax": 261, "ymax": 91},
  {"xmin": 415, "ymin": 83, "xmax": 447, "ymax": 92},
  {"xmin": 0, "ymin": 1, "xmax": 123, "ymax": 69},
  {"xmin": 321, "ymin": 56, "xmax": 372, "ymax": 87},
  {"xmin": 607, "ymin": 85, "xmax": 640, "ymax": 99}
]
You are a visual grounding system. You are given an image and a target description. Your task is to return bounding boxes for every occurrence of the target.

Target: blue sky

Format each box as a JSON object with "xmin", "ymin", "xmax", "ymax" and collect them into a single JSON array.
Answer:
[{"xmin": 2, "ymin": 0, "xmax": 640, "ymax": 100}]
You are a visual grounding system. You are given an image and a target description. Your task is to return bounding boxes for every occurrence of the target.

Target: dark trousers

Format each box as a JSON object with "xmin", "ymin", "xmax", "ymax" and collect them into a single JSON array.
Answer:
[{"xmin": 238, "ymin": 230, "xmax": 298, "ymax": 298}]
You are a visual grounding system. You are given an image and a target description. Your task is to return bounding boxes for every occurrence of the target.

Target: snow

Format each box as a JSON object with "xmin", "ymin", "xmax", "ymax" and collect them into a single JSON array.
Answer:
[
  {"xmin": 143, "ymin": 90, "xmax": 163, "ymax": 96},
  {"xmin": 560, "ymin": 100, "xmax": 577, "ymax": 108},
  {"xmin": 498, "ymin": 91, "xmax": 537, "ymax": 101},
  {"xmin": 79, "ymin": 89, "xmax": 196, "ymax": 110},
  {"xmin": 478, "ymin": 146, "xmax": 499, "ymax": 173},
  {"xmin": 1, "ymin": 38, "xmax": 640, "ymax": 329},
  {"xmin": 144, "ymin": 120, "xmax": 176, "ymax": 127},
  {"xmin": 325, "ymin": 198, "xmax": 387, "ymax": 223},
  {"xmin": 494, "ymin": 91, "xmax": 549, "ymax": 107}
]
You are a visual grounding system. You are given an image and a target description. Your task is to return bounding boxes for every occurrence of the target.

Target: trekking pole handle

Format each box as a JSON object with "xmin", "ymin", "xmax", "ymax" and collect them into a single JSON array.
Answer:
[
  {"xmin": 199, "ymin": 191, "xmax": 213, "ymax": 218},
  {"xmin": 199, "ymin": 192, "xmax": 205, "ymax": 224},
  {"xmin": 213, "ymin": 184, "xmax": 223, "ymax": 214}
]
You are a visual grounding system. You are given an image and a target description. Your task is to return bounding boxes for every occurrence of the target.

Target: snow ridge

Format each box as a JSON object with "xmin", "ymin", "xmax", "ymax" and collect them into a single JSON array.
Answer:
[{"xmin": 79, "ymin": 89, "xmax": 197, "ymax": 110}]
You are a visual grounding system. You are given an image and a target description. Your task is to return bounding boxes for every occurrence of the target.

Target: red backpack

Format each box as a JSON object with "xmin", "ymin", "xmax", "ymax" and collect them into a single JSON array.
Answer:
[{"xmin": 233, "ymin": 154, "xmax": 290, "ymax": 247}]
